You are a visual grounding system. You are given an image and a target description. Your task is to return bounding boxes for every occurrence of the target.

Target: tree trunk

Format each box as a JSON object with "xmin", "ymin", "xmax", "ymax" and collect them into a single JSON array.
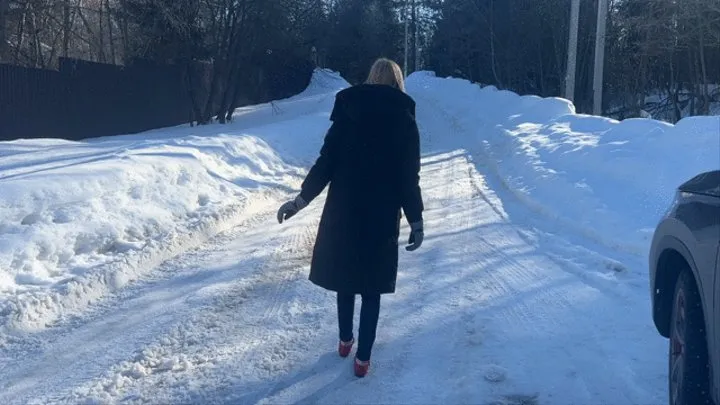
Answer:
[
  {"xmin": 217, "ymin": 59, "xmax": 238, "ymax": 123},
  {"xmin": 216, "ymin": 39, "xmax": 242, "ymax": 122},
  {"xmin": 0, "ymin": 0, "xmax": 9, "ymax": 63},
  {"xmin": 488, "ymin": 0, "xmax": 502, "ymax": 88},
  {"xmin": 63, "ymin": 0, "xmax": 71, "ymax": 58},
  {"xmin": 667, "ymin": 59, "xmax": 680, "ymax": 122},
  {"xmin": 687, "ymin": 48, "xmax": 697, "ymax": 117},
  {"xmin": 637, "ymin": 50, "xmax": 648, "ymax": 117},
  {"xmin": 202, "ymin": 0, "xmax": 242, "ymax": 123},
  {"xmin": 201, "ymin": 61, "xmax": 224, "ymax": 124},
  {"xmin": 77, "ymin": 2, "xmax": 101, "ymax": 62},
  {"xmin": 116, "ymin": 0, "xmax": 130, "ymax": 64},
  {"xmin": 216, "ymin": 0, "xmax": 250, "ymax": 123},
  {"xmin": 14, "ymin": 3, "xmax": 28, "ymax": 63},
  {"xmin": 184, "ymin": 61, "xmax": 204, "ymax": 125},
  {"xmin": 697, "ymin": 26, "xmax": 709, "ymax": 115},
  {"xmin": 226, "ymin": 65, "xmax": 253, "ymax": 121},
  {"xmin": 106, "ymin": 0, "xmax": 116, "ymax": 64},
  {"xmin": 29, "ymin": 3, "xmax": 42, "ymax": 67},
  {"xmin": 537, "ymin": 46, "xmax": 545, "ymax": 95},
  {"xmin": 98, "ymin": 1, "xmax": 106, "ymax": 63}
]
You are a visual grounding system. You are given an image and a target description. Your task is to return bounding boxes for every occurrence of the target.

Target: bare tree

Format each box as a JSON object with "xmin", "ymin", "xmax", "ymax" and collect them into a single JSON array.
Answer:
[{"xmin": 0, "ymin": 0, "xmax": 8, "ymax": 62}]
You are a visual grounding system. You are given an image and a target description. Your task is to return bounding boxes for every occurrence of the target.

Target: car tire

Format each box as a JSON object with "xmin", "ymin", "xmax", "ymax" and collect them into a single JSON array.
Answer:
[{"xmin": 669, "ymin": 268, "xmax": 712, "ymax": 405}]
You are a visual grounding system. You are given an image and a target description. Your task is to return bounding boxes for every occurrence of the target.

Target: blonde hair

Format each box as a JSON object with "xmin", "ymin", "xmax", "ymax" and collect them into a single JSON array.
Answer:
[{"xmin": 365, "ymin": 58, "xmax": 405, "ymax": 92}]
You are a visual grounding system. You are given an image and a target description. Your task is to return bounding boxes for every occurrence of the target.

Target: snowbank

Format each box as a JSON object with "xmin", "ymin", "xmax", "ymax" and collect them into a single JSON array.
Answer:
[
  {"xmin": 406, "ymin": 71, "xmax": 720, "ymax": 256},
  {"xmin": 0, "ymin": 69, "xmax": 349, "ymax": 336}
]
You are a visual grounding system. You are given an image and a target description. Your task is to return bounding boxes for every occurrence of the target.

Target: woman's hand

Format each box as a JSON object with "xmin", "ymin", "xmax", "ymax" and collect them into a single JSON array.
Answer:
[
  {"xmin": 405, "ymin": 221, "xmax": 424, "ymax": 251},
  {"xmin": 277, "ymin": 195, "xmax": 308, "ymax": 224}
]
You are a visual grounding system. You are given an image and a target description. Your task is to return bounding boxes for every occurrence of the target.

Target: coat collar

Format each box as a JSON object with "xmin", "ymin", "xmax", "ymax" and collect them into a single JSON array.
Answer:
[{"xmin": 330, "ymin": 84, "xmax": 416, "ymax": 123}]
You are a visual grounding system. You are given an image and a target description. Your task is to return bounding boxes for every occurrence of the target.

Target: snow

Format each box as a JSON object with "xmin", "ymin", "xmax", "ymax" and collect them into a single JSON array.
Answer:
[
  {"xmin": 406, "ymin": 71, "xmax": 720, "ymax": 255},
  {"xmin": 0, "ymin": 67, "xmax": 715, "ymax": 404},
  {"xmin": 0, "ymin": 68, "xmax": 349, "ymax": 336}
]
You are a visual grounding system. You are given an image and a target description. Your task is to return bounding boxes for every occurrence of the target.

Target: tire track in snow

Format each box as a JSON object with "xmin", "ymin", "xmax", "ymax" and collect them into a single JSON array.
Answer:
[
  {"xmin": 413, "ymin": 89, "xmax": 638, "ymax": 299},
  {"xmin": 385, "ymin": 87, "xmax": 666, "ymax": 405},
  {"xmin": 393, "ymin": 152, "xmax": 548, "ymax": 403},
  {"xmin": 0, "ymin": 187, "xmax": 316, "ymax": 404},
  {"xmin": 0, "ymin": 211, "xmax": 271, "ymax": 403},
  {"xmin": 255, "ymin": 222, "xmax": 316, "ymax": 325},
  {"xmin": 25, "ymin": 198, "xmax": 328, "ymax": 405},
  {"xmin": 0, "ymin": 187, "xmax": 294, "ymax": 345},
  {"xmin": 0, "ymin": 190, "xmax": 283, "ymax": 361},
  {"xmin": 416, "ymin": 90, "xmax": 574, "ymax": 330}
]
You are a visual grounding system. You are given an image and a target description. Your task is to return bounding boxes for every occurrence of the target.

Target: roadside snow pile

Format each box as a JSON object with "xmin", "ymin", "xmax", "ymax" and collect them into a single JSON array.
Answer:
[
  {"xmin": 0, "ymin": 68, "xmax": 348, "ymax": 337},
  {"xmin": 294, "ymin": 67, "xmax": 351, "ymax": 98},
  {"xmin": 407, "ymin": 71, "xmax": 720, "ymax": 256}
]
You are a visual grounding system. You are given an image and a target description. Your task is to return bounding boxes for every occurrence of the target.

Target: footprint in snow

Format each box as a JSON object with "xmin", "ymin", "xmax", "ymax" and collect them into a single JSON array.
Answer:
[
  {"xmin": 483, "ymin": 364, "xmax": 507, "ymax": 383},
  {"xmin": 20, "ymin": 212, "xmax": 43, "ymax": 225},
  {"xmin": 604, "ymin": 259, "xmax": 626, "ymax": 273}
]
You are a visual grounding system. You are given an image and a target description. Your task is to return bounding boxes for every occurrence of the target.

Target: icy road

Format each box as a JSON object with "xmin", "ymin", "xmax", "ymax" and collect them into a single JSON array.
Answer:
[{"xmin": 0, "ymin": 70, "xmax": 673, "ymax": 404}]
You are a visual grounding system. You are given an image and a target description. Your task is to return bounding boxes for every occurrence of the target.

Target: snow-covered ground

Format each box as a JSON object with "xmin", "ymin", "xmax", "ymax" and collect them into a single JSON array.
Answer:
[
  {"xmin": 0, "ymin": 68, "xmax": 716, "ymax": 404},
  {"xmin": 408, "ymin": 72, "xmax": 719, "ymax": 256},
  {"xmin": 0, "ymin": 69, "xmax": 348, "ymax": 338}
]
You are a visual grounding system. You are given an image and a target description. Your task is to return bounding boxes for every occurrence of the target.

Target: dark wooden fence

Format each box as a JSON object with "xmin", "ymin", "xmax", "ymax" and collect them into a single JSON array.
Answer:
[{"xmin": 0, "ymin": 53, "xmax": 314, "ymax": 141}]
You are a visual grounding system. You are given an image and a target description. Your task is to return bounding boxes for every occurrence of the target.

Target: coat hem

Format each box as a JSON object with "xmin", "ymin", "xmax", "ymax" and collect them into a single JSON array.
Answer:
[{"xmin": 308, "ymin": 277, "xmax": 396, "ymax": 295}]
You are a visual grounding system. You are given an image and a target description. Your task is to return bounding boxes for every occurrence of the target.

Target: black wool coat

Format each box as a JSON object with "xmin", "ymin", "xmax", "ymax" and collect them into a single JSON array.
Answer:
[{"xmin": 299, "ymin": 84, "xmax": 424, "ymax": 295}]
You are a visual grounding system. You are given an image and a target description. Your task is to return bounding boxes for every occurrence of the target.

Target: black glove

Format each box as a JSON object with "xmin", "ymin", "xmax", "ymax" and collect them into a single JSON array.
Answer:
[
  {"xmin": 277, "ymin": 195, "xmax": 308, "ymax": 224},
  {"xmin": 405, "ymin": 220, "xmax": 424, "ymax": 251}
]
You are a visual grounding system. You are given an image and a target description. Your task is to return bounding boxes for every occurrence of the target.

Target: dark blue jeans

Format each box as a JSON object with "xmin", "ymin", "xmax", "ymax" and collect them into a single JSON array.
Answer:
[{"xmin": 337, "ymin": 293, "xmax": 381, "ymax": 362}]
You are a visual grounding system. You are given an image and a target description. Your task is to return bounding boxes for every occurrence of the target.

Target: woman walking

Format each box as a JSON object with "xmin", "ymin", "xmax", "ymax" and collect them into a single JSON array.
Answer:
[{"xmin": 276, "ymin": 58, "xmax": 424, "ymax": 377}]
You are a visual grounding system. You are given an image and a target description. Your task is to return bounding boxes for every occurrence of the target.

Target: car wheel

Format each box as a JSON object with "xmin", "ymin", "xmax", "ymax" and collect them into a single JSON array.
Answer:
[{"xmin": 669, "ymin": 269, "xmax": 712, "ymax": 405}]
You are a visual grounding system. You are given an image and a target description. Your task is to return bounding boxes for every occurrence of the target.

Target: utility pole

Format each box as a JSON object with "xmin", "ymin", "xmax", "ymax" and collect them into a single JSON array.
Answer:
[
  {"xmin": 564, "ymin": 0, "xmax": 580, "ymax": 103},
  {"xmin": 404, "ymin": 0, "xmax": 409, "ymax": 76},
  {"xmin": 593, "ymin": 0, "xmax": 609, "ymax": 115}
]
